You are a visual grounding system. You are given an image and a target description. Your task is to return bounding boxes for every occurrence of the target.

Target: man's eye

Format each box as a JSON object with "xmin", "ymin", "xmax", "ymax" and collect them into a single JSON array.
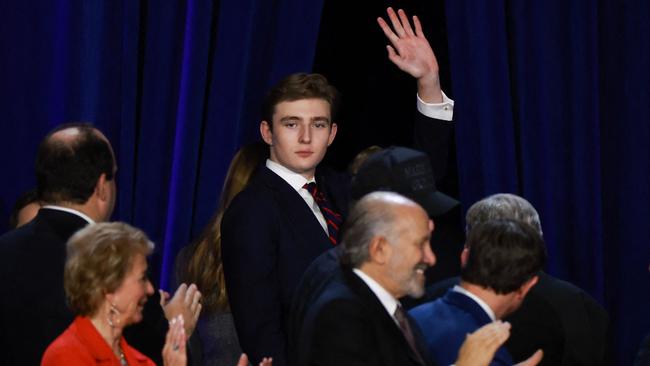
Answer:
[
  {"xmin": 284, "ymin": 122, "xmax": 297, "ymax": 128},
  {"xmin": 314, "ymin": 122, "xmax": 328, "ymax": 128}
]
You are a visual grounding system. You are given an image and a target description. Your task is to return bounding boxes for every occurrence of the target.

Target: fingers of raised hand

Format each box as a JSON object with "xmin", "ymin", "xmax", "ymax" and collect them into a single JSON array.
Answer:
[
  {"xmin": 386, "ymin": 7, "xmax": 406, "ymax": 37},
  {"xmin": 397, "ymin": 9, "xmax": 415, "ymax": 36}
]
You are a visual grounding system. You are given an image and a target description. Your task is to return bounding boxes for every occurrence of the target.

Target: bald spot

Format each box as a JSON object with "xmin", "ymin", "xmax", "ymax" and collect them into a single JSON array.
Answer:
[{"xmin": 357, "ymin": 191, "xmax": 428, "ymax": 240}]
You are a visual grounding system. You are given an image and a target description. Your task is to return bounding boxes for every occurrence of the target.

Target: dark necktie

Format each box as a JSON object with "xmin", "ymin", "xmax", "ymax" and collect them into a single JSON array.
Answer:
[
  {"xmin": 394, "ymin": 305, "xmax": 426, "ymax": 365},
  {"xmin": 303, "ymin": 182, "xmax": 342, "ymax": 245}
]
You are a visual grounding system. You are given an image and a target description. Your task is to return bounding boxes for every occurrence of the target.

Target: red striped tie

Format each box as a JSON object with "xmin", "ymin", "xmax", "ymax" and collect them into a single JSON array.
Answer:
[{"xmin": 303, "ymin": 182, "xmax": 342, "ymax": 245}]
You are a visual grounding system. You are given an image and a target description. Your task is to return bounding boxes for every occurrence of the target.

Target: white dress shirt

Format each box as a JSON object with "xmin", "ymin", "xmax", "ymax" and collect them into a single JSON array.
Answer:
[
  {"xmin": 265, "ymin": 159, "xmax": 328, "ymax": 234},
  {"xmin": 41, "ymin": 205, "xmax": 95, "ymax": 224},
  {"xmin": 452, "ymin": 285, "xmax": 497, "ymax": 321},
  {"xmin": 417, "ymin": 90, "xmax": 455, "ymax": 121},
  {"xmin": 352, "ymin": 268, "xmax": 401, "ymax": 325}
]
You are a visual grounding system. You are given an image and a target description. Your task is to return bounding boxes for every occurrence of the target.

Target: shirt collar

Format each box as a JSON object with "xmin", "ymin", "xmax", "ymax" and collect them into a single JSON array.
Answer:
[
  {"xmin": 41, "ymin": 205, "xmax": 95, "ymax": 224},
  {"xmin": 265, "ymin": 159, "xmax": 315, "ymax": 192},
  {"xmin": 353, "ymin": 268, "xmax": 400, "ymax": 317},
  {"xmin": 452, "ymin": 285, "xmax": 497, "ymax": 321}
]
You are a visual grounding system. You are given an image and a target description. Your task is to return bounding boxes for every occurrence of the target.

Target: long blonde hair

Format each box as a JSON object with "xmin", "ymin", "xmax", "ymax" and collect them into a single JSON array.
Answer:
[{"xmin": 182, "ymin": 142, "xmax": 268, "ymax": 313}]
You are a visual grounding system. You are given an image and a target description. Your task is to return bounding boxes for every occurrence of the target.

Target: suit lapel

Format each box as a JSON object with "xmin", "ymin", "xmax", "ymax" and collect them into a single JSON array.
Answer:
[
  {"xmin": 344, "ymin": 269, "xmax": 430, "ymax": 366},
  {"xmin": 259, "ymin": 167, "xmax": 333, "ymax": 251}
]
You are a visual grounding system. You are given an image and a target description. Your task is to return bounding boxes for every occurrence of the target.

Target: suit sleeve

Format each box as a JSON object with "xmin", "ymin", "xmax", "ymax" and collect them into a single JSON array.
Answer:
[
  {"xmin": 413, "ymin": 111, "xmax": 455, "ymax": 184},
  {"xmin": 221, "ymin": 192, "xmax": 287, "ymax": 365}
]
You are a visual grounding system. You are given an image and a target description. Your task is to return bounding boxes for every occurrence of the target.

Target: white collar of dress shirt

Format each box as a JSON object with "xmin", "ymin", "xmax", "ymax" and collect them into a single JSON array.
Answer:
[
  {"xmin": 41, "ymin": 205, "xmax": 95, "ymax": 224},
  {"xmin": 265, "ymin": 159, "xmax": 315, "ymax": 192},
  {"xmin": 353, "ymin": 268, "xmax": 400, "ymax": 318},
  {"xmin": 452, "ymin": 285, "xmax": 497, "ymax": 321}
]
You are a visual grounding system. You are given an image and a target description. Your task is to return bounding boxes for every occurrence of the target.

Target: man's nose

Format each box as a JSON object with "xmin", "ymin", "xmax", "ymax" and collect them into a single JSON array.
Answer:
[
  {"xmin": 299, "ymin": 125, "xmax": 311, "ymax": 143},
  {"xmin": 423, "ymin": 244, "xmax": 436, "ymax": 267}
]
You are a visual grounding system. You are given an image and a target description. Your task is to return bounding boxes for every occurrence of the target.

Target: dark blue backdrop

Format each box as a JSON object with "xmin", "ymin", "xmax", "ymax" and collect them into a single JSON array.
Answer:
[{"xmin": 0, "ymin": 0, "xmax": 647, "ymax": 364}]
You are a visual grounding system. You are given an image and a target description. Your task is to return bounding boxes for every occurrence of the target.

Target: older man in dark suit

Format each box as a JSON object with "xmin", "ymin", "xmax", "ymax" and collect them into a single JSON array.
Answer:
[
  {"xmin": 296, "ymin": 191, "xmax": 513, "ymax": 366},
  {"xmin": 0, "ymin": 124, "xmax": 200, "ymax": 366}
]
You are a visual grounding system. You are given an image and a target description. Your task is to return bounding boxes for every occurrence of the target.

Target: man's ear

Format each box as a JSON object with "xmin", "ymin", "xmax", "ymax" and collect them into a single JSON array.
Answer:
[
  {"xmin": 368, "ymin": 236, "xmax": 390, "ymax": 265},
  {"xmin": 327, "ymin": 122, "xmax": 338, "ymax": 146},
  {"xmin": 260, "ymin": 121, "xmax": 273, "ymax": 145},
  {"xmin": 516, "ymin": 275, "xmax": 539, "ymax": 299},
  {"xmin": 95, "ymin": 173, "xmax": 109, "ymax": 202},
  {"xmin": 460, "ymin": 247, "xmax": 470, "ymax": 267}
]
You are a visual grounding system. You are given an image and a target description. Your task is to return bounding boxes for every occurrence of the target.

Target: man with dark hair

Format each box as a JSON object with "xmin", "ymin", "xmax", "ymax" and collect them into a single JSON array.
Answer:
[
  {"xmin": 410, "ymin": 219, "xmax": 546, "ymax": 366},
  {"xmin": 221, "ymin": 72, "xmax": 348, "ymax": 365},
  {"xmin": 0, "ymin": 123, "xmax": 201, "ymax": 365},
  {"xmin": 260, "ymin": 73, "xmax": 339, "ymax": 126},
  {"xmin": 297, "ymin": 192, "xmax": 514, "ymax": 366},
  {"xmin": 424, "ymin": 193, "xmax": 610, "ymax": 366},
  {"xmin": 35, "ymin": 124, "xmax": 116, "ymax": 206}
]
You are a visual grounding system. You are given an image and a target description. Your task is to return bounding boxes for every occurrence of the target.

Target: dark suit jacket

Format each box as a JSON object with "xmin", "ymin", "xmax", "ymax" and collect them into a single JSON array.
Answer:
[
  {"xmin": 0, "ymin": 208, "xmax": 170, "ymax": 366},
  {"xmin": 413, "ymin": 111, "xmax": 465, "ymax": 285},
  {"xmin": 410, "ymin": 289, "xmax": 513, "ymax": 366},
  {"xmin": 0, "ymin": 208, "xmax": 85, "ymax": 366},
  {"xmin": 422, "ymin": 273, "xmax": 609, "ymax": 366},
  {"xmin": 221, "ymin": 165, "xmax": 349, "ymax": 365},
  {"xmin": 296, "ymin": 268, "xmax": 433, "ymax": 366},
  {"xmin": 288, "ymin": 246, "xmax": 344, "ymax": 359}
]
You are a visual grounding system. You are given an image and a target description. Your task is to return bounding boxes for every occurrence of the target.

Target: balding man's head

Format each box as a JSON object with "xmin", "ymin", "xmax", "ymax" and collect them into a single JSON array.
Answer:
[
  {"xmin": 341, "ymin": 192, "xmax": 422, "ymax": 267},
  {"xmin": 36, "ymin": 123, "xmax": 116, "ymax": 213},
  {"xmin": 341, "ymin": 191, "xmax": 435, "ymax": 298}
]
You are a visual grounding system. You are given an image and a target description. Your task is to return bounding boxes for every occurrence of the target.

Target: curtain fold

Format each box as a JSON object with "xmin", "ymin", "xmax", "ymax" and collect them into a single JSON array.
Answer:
[
  {"xmin": 0, "ymin": 0, "xmax": 326, "ymax": 290},
  {"xmin": 446, "ymin": 0, "xmax": 648, "ymax": 364}
]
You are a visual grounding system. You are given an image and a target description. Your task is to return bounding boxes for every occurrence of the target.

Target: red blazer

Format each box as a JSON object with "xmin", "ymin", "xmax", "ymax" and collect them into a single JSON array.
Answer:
[{"xmin": 41, "ymin": 316, "xmax": 156, "ymax": 366}]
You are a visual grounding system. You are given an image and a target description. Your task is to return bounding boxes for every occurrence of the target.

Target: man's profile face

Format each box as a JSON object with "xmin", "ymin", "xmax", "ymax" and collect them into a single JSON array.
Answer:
[
  {"xmin": 385, "ymin": 206, "xmax": 435, "ymax": 298},
  {"xmin": 261, "ymin": 98, "xmax": 337, "ymax": 179}
]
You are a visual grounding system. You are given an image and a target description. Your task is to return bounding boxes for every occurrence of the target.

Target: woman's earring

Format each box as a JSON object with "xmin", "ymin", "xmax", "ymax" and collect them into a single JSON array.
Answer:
[{"xmin": 107, "ymin": 303, "xmax": 121, "ymax": 328}]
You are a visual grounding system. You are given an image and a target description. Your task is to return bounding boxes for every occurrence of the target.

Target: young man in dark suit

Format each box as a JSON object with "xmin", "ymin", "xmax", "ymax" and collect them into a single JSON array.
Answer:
[
  {"xmin": 221, "ymin": 73, "xmax": 348, "ymax": 366},
  {"xmin": 296, "ymin": 191, "xmax": 513, "ymax": 366},
  {"xmin": 0, "ymin": 124, "xmax": 201, "ymax": 365}
]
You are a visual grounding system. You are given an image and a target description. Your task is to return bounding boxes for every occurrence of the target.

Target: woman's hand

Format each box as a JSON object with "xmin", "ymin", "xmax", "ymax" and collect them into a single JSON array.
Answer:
[{"xmin": 162, "ymin": 315, "xmax": 187, "ymax": 366}]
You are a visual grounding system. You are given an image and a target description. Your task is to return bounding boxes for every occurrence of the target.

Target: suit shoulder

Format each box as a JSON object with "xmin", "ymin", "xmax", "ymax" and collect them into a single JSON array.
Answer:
[{"xmin": 224, "ymin": 180, "xmax": 279, "ymax": 217}]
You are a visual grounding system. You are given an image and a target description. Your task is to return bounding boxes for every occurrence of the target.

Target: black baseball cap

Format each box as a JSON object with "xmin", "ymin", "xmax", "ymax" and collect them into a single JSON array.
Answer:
[{"xmin": 351, "ymin": 146, "xmax": 459, "ymax": 217}]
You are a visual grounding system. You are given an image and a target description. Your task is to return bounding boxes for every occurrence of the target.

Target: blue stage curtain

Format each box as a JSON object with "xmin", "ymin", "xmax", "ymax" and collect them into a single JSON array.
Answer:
[
  {"xmin": 0, "ymin": 0, "xmax": 325, "ymax": 290},
  {"xmin": 445, "ymin": 0, "xmax": 649, "ymax": 364},
  {"xmin": 599, "ymin": 0, "xmax": 650, "ymax": 362}
]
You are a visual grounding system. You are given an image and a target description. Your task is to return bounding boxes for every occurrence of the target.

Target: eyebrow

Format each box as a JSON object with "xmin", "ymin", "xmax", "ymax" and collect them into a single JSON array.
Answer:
[{"xmin": 279, "ymin": 116, "xmax": 330, "ymax": 123}]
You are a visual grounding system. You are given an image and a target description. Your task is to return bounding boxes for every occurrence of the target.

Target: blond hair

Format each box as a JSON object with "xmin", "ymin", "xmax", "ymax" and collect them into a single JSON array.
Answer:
[{"xmin": 64, "ymin": 222, "xmax": 153, "ymax": 316}]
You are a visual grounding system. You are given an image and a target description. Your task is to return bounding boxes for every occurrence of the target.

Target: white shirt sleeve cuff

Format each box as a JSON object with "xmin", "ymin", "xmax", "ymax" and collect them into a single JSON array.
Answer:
[{"xmin": 417, "ymin": 90, "xmax": 455, "ymax": 121}]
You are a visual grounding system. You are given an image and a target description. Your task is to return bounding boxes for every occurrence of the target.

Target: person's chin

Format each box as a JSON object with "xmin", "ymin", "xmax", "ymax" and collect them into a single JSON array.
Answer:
[
  {"xmin": 408, "ymin": 278, "xmax": 426, "ymax": 298},
  {"xmin": 129, "ymin": 313, "xmax": 144, "ymax": 326},
  {"xmin": 129, "ymin": 307, "xmax": 145, "ymax": 325}
]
